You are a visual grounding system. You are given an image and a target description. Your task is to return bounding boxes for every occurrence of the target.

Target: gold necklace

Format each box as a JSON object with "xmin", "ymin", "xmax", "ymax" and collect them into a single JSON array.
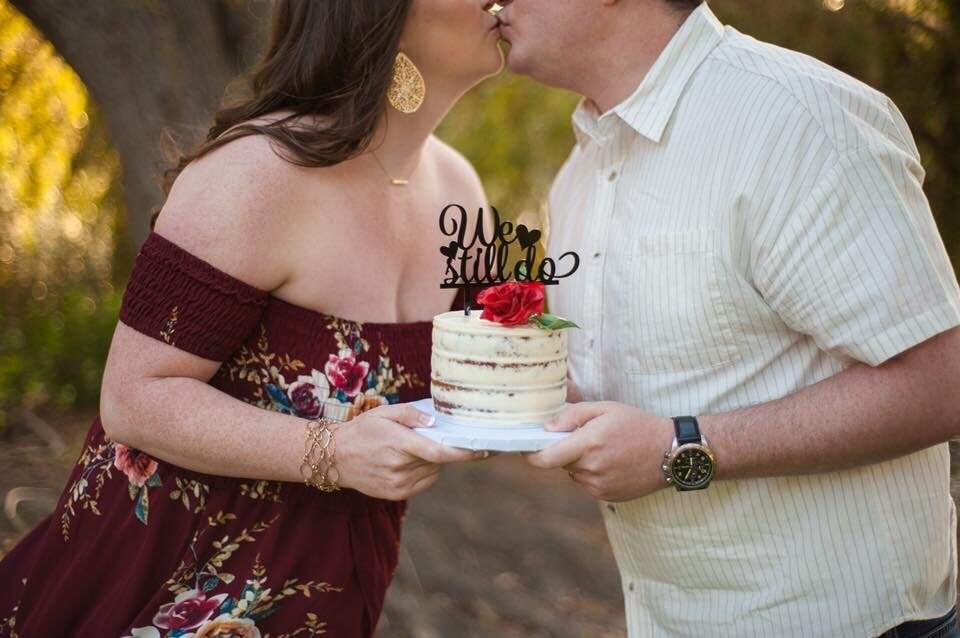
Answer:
[{"xmin": 370, "ymin": 149, "xmax": 410, "ymax": 186}]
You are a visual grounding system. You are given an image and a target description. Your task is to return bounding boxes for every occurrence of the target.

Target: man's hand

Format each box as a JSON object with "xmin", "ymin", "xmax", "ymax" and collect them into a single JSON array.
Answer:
[
  {"xmin": 566, "ymin": 373, "xmax": 583, "ymax": 403},
  {"xmin": 523, "ymin": 402, "xmax": 675, "ymax": 502}
]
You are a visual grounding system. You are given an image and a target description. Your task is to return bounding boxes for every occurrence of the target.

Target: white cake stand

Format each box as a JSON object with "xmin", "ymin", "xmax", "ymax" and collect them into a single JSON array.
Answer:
[{"xmin": 409, "ymin": 398, "xmax": 571, "ymax": 452}]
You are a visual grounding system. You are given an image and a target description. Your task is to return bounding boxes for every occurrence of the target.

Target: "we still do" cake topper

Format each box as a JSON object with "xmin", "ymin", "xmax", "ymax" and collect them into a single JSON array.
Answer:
[{"xmin": 438, "ymin": 204, "xmax": 581, "ymax": 320}]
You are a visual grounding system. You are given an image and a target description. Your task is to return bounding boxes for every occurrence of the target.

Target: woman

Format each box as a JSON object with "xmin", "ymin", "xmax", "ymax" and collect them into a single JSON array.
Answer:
[{"xmin": 0, "ymin": 1, "xmax": 504, "ymax": 635}]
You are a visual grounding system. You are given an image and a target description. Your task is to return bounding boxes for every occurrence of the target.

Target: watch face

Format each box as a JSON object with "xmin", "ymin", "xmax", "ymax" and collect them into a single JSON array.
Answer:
[{"xmin": 670, "ymin": 446, "xmax": 714, "ymax": 488}]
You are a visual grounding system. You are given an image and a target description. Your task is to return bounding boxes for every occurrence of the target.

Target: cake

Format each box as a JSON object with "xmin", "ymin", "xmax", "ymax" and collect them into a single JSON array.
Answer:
[{"xmin": 431, "ymin": 309, "xmax": 568, "ymax": 427}]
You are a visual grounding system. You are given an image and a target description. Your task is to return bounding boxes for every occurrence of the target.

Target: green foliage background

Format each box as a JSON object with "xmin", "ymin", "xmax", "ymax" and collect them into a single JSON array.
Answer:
[{"xmin": 1, "ymin": 0, "xmax": 957, "ymax": 424}]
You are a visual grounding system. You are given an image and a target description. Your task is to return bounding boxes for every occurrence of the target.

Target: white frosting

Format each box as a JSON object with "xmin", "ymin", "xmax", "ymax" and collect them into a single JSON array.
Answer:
[{"xmin": 431, "ymin": 310, "xmax": 567, "ymax": 427}]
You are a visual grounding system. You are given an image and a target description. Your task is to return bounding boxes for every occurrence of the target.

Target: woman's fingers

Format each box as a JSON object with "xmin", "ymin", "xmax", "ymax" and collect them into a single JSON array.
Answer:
[
  {"xmin": 373, "ymin": 403, "xmax": 436, "ymax": 429},
  {"xmin": 396, "ymin": 428, "xmax": 482, "ymax": 464}
]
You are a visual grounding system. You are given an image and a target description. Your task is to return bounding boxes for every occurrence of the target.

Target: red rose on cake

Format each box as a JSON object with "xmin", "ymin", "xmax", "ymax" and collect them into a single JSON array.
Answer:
[
  {"xmin": 475, "ymin": 281, "xmax": 578, "ymax": 330},
  {"xmin": 477, "ymin": 281, "xmax": 546, "ymax": 326}
]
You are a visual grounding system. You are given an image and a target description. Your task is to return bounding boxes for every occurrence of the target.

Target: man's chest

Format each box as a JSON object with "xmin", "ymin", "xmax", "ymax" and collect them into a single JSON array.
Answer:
[{"xmin": 547, "ymin": 147, "xmax": 773, "ymax": 379}]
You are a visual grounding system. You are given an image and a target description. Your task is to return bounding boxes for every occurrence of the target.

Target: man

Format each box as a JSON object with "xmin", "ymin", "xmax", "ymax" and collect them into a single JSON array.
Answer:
[{"xmin": 498, "ymin": 0, "xmax": 960, "ymax": 636}]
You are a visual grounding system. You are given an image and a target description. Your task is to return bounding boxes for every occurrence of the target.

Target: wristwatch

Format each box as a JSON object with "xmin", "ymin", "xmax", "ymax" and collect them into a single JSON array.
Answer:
[{"xmin": 661, "ymin": 416, "xmax": 716, "ymax": 491}]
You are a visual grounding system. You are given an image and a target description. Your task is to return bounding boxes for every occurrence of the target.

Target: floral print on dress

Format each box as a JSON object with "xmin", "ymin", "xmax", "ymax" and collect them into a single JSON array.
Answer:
[
  {"xmin": 0, "ymin": 231, "xmax": 424, "ymax": 636},
  {"xmin": 160, "ymin": 305, "xmax": 180, "ymax": 346},
  {"xmin": 60, "ymin": 438, "xmax": 165, "ymax": 539},
  {"xmin": 60, "ymin": 432, "xmax": 284, "ymax": 542},
  {"xmin": 59, "ymin": 312, "xmax": 426, "ymax": 540},
  {"xmin": 0, "ymin": 581, "xmax": 21, "ymax": 637},
  {"xmin": 222, "ymin": 317, "xmax": 423, "ymax": 424},
  {"xmin": 238, "ymin": 481, "xmax": 283, "ymax": 503},
  {"xmin": 123, "ymin": 511, "xmax": 341, "ymax": 638}
]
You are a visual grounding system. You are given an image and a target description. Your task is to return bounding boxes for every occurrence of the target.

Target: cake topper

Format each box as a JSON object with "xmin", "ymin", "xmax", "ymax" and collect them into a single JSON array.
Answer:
[{"xmin": 438, "ymin": 204, "xmax": 580, "ymax": 329}]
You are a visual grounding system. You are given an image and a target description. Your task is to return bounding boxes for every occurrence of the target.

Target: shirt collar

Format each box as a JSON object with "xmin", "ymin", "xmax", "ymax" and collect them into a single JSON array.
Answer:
[{"xmin": 572, "ymin": 3, "xmax": 725, "ymax": 147}]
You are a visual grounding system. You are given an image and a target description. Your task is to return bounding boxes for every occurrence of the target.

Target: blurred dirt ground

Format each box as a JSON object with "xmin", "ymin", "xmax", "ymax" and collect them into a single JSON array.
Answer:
[{"xmin": 2, "ymin": 410, "xmax": 958, "ymax": 637}]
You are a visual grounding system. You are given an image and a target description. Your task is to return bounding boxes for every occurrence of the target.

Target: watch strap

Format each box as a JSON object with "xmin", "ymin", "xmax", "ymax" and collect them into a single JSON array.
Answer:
[{"xmin": 672, "ymin": 415, "xmax": 701, "ymax": 446}]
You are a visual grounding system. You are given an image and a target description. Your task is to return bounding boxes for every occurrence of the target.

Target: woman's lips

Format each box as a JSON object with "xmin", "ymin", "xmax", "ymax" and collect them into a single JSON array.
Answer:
[{"xmin": 483, "ymin": 1, "xmax": 508, "ymax": 33}]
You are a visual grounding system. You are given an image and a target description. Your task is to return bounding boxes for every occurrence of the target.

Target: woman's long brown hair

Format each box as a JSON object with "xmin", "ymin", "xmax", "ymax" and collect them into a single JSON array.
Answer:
[{"xmin": 150, "ymin": 0, "xmax": 412, "ymax": 229}]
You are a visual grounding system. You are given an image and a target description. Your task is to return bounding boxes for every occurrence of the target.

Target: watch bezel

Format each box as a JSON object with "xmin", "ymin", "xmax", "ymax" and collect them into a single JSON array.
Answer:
[{"xmin": 661, "ymin": 440, "xmax": 716, "ymax": 490}]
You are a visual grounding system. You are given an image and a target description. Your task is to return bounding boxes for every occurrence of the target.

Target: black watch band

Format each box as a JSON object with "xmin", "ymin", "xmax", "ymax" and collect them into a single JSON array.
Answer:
[{"xmin": 672, "ymin": 415, "xmax": 701, "ymax": 445}]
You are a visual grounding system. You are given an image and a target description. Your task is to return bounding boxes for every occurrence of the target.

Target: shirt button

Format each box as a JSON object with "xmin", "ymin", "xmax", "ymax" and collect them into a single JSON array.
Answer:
[
  {"xmin": 593, "ymin": 251, "xmax": 601, "ymax": 258},
  {"xmin": 608, "ymin": 170, "xmax": 618, "ymax": 182},
  {"xmin": 606, "ymin": 504, "xmax": 616, "ymax": 513},
  {"xmin": 628, "ymin": 581, "xmax": 636, "ymax": 592},
  {"xmin": 589, "ymin": 338, "xmax": 595, "ymax": 347}
]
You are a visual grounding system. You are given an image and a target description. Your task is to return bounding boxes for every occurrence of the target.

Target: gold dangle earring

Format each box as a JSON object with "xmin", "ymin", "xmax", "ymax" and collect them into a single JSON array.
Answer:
[{"xmin": 387, "ymin": 51, "xmax": 426, "ymax": 114}]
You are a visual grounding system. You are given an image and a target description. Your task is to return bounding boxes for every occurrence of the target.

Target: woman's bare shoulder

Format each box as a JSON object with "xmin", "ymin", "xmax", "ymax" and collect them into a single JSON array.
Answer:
[{"xmin": 153, "ymin": 121, "xmax": 314, "ymax": 293}]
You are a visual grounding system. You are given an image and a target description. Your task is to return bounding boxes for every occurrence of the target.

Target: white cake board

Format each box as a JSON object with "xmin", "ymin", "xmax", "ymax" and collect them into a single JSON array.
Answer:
[{"xmin": 409, "ymin": 398, "xmax": 570, "ymax": 452}]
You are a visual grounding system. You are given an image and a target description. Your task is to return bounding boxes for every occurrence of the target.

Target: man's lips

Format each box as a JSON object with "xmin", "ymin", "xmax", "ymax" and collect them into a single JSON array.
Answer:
[{"xmin": 484, "ymin": 0, "xmax": 511, "ymax": 28}]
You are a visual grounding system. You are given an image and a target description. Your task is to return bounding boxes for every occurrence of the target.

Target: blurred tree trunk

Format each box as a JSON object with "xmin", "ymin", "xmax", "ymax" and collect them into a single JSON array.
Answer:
[{"xmin": 9, "ymin": 0, "xmax": 265, "ymax": 266}]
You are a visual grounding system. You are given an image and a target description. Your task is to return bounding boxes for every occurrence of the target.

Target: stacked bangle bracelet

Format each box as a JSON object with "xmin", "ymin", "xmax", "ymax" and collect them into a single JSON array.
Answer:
[{"xmin": 299, "ymin": 416, "xmax": 341, "ymax": 492}]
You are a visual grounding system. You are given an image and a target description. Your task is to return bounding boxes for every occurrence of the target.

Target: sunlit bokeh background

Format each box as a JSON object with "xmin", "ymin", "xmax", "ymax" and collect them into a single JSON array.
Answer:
[{"xmin": 1, "ymin": 0, "xmax": 957, "ymax": 420}]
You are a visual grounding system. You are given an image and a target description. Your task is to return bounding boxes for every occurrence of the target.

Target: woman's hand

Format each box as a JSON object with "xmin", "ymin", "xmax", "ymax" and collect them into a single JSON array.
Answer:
[{"xmin": 330, "ymin": 403, "xmax": 484, "ymax": 500}]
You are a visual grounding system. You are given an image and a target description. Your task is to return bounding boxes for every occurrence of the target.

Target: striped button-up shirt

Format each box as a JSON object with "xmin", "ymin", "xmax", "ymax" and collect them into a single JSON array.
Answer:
[{"xmin": 547, "ymin": 4, "xmax": 960, "ymax": 636}]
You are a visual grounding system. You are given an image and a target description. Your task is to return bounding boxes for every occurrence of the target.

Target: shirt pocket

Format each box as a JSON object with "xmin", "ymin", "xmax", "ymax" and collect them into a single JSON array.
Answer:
[{"xmin": 610, "ymin": 227, "xmax": 743, "ymax": 375}]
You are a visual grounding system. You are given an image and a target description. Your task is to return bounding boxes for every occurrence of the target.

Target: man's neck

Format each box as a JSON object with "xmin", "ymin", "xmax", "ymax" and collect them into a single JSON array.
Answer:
[{"xmin": 579, "ymin": 7, "xmax": 691, "ymax": 114}]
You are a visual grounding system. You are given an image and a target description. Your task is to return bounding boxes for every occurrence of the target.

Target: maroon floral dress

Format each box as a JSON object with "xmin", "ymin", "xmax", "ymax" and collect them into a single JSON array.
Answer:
[{"xmin": 0, "ymin": 231, "xmax": 473, "ymax": 638}]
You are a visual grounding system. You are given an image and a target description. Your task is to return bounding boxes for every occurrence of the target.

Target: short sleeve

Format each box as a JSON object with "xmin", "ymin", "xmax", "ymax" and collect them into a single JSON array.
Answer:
[
  {"xmin": 753, "ymin": 140, "xmax": 960, "ymax": 366},
  {"xmin": 118, "ymin": 231, "xmax": 270, "ymax": 361}
]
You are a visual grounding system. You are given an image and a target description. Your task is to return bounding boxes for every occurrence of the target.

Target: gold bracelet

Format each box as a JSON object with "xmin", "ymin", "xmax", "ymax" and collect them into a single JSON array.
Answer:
[
  {"xmin": 301, "ymin": 418, "xmax": 339, "ymax": 492},
  {"xmin": 305, "ymin": 418, "xmax": 338, "ymax": 491},
  {"xmin": 299, "ymin": 417, "xmax": 341, "ymax": 492}
]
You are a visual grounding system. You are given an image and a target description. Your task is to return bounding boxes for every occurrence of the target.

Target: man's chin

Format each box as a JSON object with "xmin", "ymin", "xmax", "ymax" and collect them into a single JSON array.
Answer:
[
  {"xmin": 502, "ymin": 51, "xmax": 537, "ymax": 79},
  {"xmin": 499, "ymin": 41, "xmax": 530, "ymax": 75},
  {"xmin": 497, "ymin": 34, "xmax": 550, "ymax": 80}
]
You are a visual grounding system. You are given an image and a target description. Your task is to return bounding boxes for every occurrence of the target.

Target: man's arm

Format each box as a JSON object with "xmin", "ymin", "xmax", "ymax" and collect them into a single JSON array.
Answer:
[
  {"xmin": 525, "ymin": 325, "xmax": 960, "ymax": 502},
  {"xmin": 527, "ymin": 119, "xmax": 960, "ymax": 501},
  {"xmin": 702, "ymin": 324, "xmax": 960, "ymax": 481}
]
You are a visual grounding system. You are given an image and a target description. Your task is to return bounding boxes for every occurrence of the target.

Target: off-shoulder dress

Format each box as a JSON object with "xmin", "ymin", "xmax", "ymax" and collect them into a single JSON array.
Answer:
[{"xmin": 0, "ymin": 230, "xmax": 474, "ymax": 638}]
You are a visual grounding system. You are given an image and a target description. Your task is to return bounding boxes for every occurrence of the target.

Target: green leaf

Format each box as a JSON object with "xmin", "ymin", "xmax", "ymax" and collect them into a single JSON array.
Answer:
[
  {"xmin": 134, "ymin": 487, "xmax": 149, "ymax": 524},
  {"xmin": 530, "ymin": 313, "xmax": 580, "ymax": 330},
  {"xmin": 517, "ymin": 262, "xmax": 529, "ymax": 280}
]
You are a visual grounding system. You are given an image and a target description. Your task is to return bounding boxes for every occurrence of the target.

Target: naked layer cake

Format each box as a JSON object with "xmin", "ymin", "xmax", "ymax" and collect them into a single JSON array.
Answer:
[{"xmin": 431, "ymin": 309, "xmax": 568, "ymax": 427}]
